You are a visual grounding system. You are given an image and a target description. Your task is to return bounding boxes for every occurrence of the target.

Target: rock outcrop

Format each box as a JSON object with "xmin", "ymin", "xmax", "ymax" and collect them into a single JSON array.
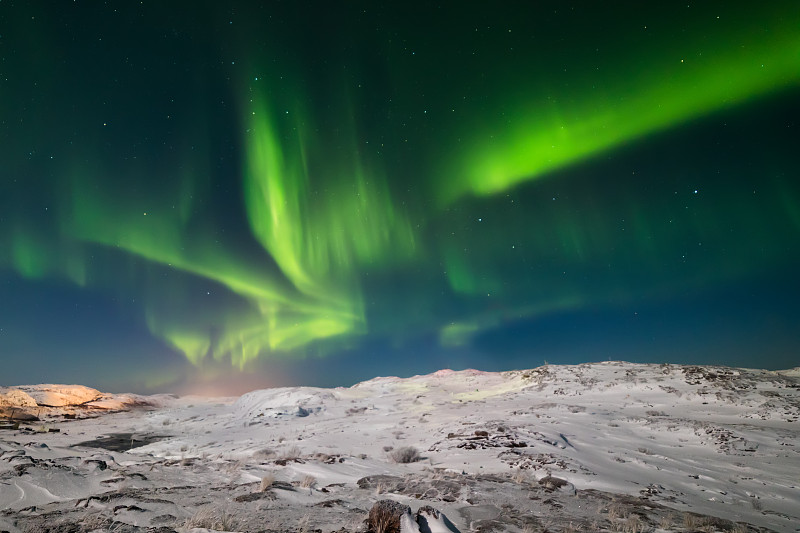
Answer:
[{"xmin": 368, "ymin": 500, "xmax": 460, "ymax": 533}]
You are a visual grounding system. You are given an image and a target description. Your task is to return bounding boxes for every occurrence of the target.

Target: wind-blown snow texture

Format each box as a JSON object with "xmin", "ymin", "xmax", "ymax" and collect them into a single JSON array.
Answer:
[{"xmin": 1, "ymin": 362, "xmax": 798, "ymax": 532}]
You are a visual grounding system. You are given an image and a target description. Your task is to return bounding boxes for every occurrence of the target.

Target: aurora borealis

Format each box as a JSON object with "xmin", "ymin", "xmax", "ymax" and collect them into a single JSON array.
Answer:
[{"xmin": 1, "ymin": 2, "xmax": 799, "ymax": 393}]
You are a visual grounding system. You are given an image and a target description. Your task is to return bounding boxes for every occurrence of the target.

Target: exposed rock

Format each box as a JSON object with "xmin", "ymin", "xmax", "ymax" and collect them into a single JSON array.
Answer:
[
  {"xmin": 368, "ymin": 499, "xmax": 410, "ymax": 533},
  {"xmin": 0, "ymin": 388, "xmax": 38, "ymax": 407},
  {"xmin": 9, "ymin": 409, "xmax": 39, "ymax": 422},
  {"xmin": 15, "ymin": 385, "xmax": 103, "ymax": 407},
  {"xmin": 358, "ymin": 474, "xmax": 464, "ymax": 502},
  {"xmin": 538, "ymin": 475, "xmax": 576, "ymax": 495},
  {"xmin": 415, "ymin": 505, "xmax": 461, "ymax": 532},
  {"xmin": 234, "ymin": 490, "xmax": 276, "ymax": 502},
  {"xmin": 357, "ymin": 474, "xmax": 404, "ymax": 490},
  {"xmin": 367, "ymin": 500, "xmax": 461, "ymax": 533}
]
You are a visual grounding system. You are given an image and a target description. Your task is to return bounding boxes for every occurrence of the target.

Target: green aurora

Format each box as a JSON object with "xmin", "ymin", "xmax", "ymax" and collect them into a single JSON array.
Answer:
[{"xmin": 1, "ymin": 2, "xmax": 799, "ymax": 390}]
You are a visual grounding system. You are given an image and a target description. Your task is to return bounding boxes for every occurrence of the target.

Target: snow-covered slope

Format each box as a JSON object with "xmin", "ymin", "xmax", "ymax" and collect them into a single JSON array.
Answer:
[{"xmin": 1, "ymin": 362, "xmax": 798, "ymax": 533}]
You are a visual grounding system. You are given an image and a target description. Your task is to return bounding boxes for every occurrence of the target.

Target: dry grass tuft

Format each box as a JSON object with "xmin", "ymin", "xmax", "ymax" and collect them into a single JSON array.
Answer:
[
  {"xmin": 224, "ymin": 458, "xmax": 245, "ymax": 475},
  {"xmin": 623, "ymin": 515, "xmax": 644, "ymax": 533},
  {"xmin": 79, "ymin": 512, "xmax": 112, "ymax": 530},
  {"xmin": 609, "ymin": 514, "xmax": 645, "ymax": 533},
  {"xmin": 511, "ymin": 468, "xmax": 529, "ymax": 484},
  {"xmin": 607, "ymin": 502, "xmax": 626, "ymax": 521},
  {"xmin": 184, "ymin": 507, "xmax": 240, "ymax": 530},
  {"xmin": 259, "ymin": 472, "xmax": 275, "ymax": 492},
  {"xmin": 280, "ymin": 445, "xmax": 302, "ymax": 461},
  {"xmin": 389, "ymin": 446, "xmax": 421, "ymax": 463},
  {"xmin": 300, "ymin": 474, "xmax": 317, "ymax": 488},
  {"xmin": 684, "ymin": 512, "xmax": 699, "ymax": 530},
  {"xmin": 369, "ymin": 500, "xmax": 410, "ymax": 533},
  {"xmin": 252, "ymin": 447, "xmax": 276, "ymax": 461}
]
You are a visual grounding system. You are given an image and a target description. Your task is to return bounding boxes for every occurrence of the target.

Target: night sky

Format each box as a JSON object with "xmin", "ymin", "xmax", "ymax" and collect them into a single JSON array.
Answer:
[{"xmin": 1, "ymin": 2, "xmax": 799, "ymax": 394}]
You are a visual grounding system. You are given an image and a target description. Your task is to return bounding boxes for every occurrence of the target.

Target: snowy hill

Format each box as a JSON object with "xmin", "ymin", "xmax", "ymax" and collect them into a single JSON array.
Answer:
[{"xmin": 1, "ymin": 362, "xmax": 798, "ymax": 532}]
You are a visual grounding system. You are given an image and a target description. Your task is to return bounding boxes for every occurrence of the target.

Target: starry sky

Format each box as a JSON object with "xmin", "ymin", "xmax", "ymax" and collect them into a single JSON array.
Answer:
[{"xmin": 1, "ymin": 2, "xmax": 799, "ymax": 394}]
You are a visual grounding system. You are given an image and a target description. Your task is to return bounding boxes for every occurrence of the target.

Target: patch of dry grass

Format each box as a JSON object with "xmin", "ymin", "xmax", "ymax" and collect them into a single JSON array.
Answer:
[
  {"xmin": 280, "ymin": 445, "xmax": 302, "ymax": 461},
  {"xmin": 684, "ymin": 512, "xmax": 700, "ymax": 530},
  {"xmin": 184, "ymin": 507, "xmax": 240, "ymax": 530},
  {"xmin": 389, "ymin": 446, "xmax": 421, "ymax": 463},
  {"xmin": 251, "ymin": 447, "xmax": 276, "ymax": 461},
  {"xmin": 259, "ymin": 472, "xmax": 275, "ymax": 492}
]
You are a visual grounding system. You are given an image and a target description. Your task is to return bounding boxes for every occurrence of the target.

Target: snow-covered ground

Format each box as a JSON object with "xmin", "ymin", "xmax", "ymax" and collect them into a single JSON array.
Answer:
[{"xmin": 1, "ymin": 361, "xmax": 798, "ymax": 532}]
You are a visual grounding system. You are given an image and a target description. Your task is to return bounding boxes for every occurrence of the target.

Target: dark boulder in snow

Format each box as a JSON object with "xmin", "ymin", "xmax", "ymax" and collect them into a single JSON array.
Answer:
[
  {"xmin": 368, "ymin": 499, "xmax": 410, "ymax": 533},
  {"xmin": 416, "ymin": 505, "xmax": 461, "ymax": 532},
  {"xmin": 538, "ymin": 475, "xmax": 576, "ymax": 495},
  {"xmin": 368, "ymin": 500, "xmax": 461, "ymax": 533}
]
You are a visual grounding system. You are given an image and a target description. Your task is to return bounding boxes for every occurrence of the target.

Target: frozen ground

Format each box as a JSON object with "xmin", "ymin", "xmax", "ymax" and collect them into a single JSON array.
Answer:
[{"xmin": 1, "ymin": 361, "xmax": 798, "ymax": 532}]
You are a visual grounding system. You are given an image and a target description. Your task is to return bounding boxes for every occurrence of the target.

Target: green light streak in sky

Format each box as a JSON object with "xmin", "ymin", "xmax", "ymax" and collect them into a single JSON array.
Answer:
[
  {"xmin": 40, "ymin": 86, "xmax": 418, "ymax": 368},
  {"xmin": 240, "ymin": 89, "xmax": 417, "ymax": 360},
  {"xmin": 11, "ymin": 229, "xmax": 50, "ymax": 280},
  {"xmin": 3, "ymin": 2, "xmax": 799, "ymax": 379},
  {"xmin": 439, "ymin": 322, "xmax": 479, "ymax": 348},
  {"xmin": 243, "ymin": 92, "xmax": 416, "ymax": 292},
  {"xmin": 439, "ymin": 22, "xmax": 800, "ymax": 204}
]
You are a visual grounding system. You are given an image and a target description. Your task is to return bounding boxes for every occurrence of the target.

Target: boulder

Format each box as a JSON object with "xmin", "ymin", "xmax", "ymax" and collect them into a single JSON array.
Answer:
[
  {"xmin": 16, "ymin": 385, "xmax": 103, "ymax": 407},
  {"xmin": 416, "ymin": 505, "xmax": 461, "ymax": 533},
  {"xmin": 368, "ymin": 501, "xmax": 461, "ymax": 533},
  {"xmin": 368, "ymin": 500, "xmax": 411, "ymax": 533},
  {"xmin": 538, "ymin": 475, "xmax": 576, "ymax": 495},
  {"xmin": 0, "ymin": 388, "xmax": 38, "ymax": 407}
]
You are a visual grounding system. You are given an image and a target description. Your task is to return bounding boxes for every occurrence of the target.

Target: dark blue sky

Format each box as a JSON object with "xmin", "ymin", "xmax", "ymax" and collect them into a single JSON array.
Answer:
[{"xmin": 1, "ymin": 2, "xmax": 798, "ymax": 394}]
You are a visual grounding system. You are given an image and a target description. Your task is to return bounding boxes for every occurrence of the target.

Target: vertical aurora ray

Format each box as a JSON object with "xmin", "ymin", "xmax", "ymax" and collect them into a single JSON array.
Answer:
[
  {"xmin": 242, "ymin": 87, "xmax": 417, "ymax": 352},
  {"xmin": 243, "ymin": 92, "xmax": 418, "ymax": 283}
]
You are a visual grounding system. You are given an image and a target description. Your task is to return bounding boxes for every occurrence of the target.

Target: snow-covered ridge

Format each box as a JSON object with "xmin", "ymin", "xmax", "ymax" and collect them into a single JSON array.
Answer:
[
  {"xmin": 13, "ymin": 384, "xmax": 103, "ymax": 406},
  {"xmin": 233, "ymin": 386, "xmax": 338, "ymax": 418},
  {"xmin": 1, "ymin": 361, "xmax": 798, "ymax": 533},
  {"xmin": 0, "ymin": 383, "xmax": 169, "ymax": 414}
]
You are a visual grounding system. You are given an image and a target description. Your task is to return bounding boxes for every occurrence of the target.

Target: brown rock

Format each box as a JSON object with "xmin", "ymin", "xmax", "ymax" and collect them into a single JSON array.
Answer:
[{"xmin": 368, "ymin": 499, "xmax": 411, "ymax": 533}]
